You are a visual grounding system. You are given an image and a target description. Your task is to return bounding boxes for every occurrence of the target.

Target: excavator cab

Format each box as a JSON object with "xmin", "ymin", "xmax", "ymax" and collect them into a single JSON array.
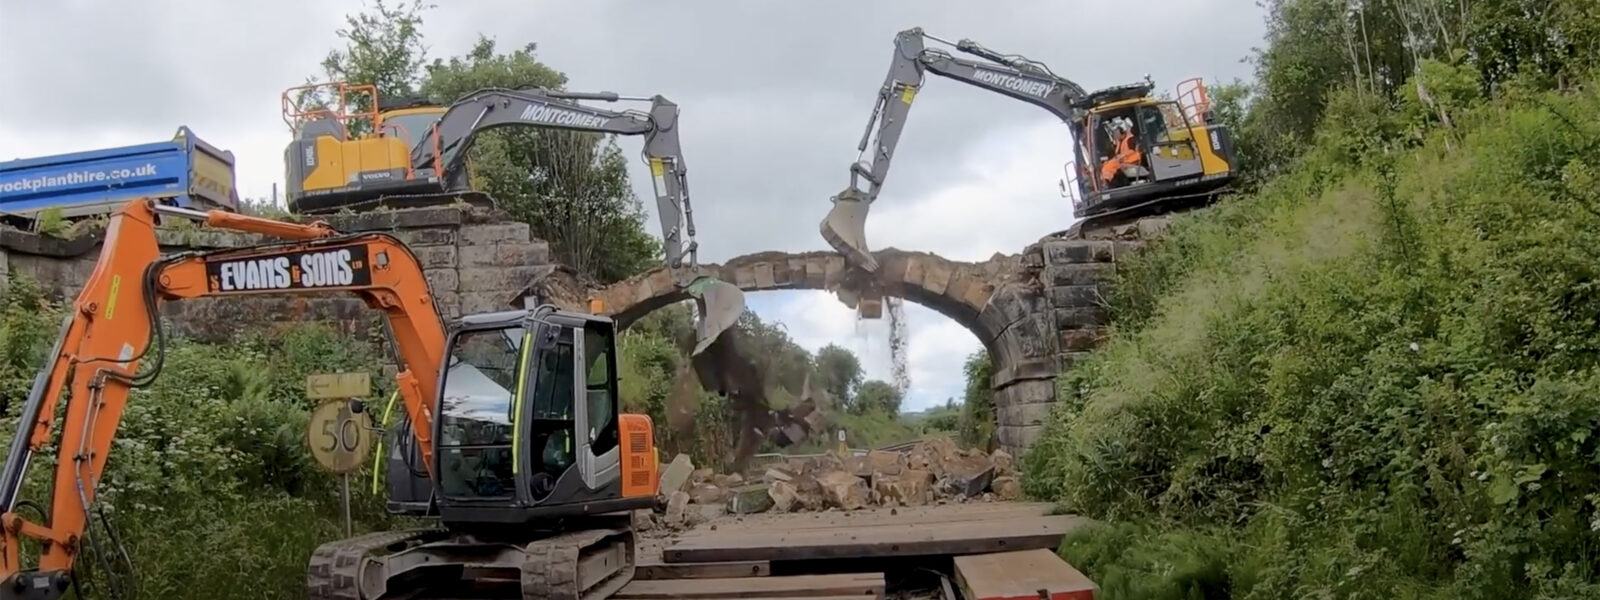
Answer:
[
  {"xmin": 1066, "ymin": 78, "xmax": 1236, "ymax": 221},
  {"xmin": 383, "ymin": 306, "xmax": 657, "ymax": 524}
]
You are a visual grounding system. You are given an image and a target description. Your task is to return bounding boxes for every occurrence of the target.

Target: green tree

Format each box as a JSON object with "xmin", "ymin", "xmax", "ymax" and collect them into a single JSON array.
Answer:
[
  {"xmin": 851, "ymin": 379, "xmax": 902, "ymax": 417},
  {"xmin": 812, "ymin": 343, "xmax": 863, "ymax": 408}
]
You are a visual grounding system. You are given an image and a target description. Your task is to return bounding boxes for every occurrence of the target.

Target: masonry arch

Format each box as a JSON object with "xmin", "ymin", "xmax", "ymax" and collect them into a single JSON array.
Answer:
[{"xmin": 517, "ymin": 248, "xmax": 1064, "ymax": 454}]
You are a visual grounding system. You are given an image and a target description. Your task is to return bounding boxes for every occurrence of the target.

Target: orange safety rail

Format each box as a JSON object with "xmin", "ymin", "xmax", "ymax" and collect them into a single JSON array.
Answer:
[
  {"xmin": 1176, "ymin": 77, "xmax": 1211, "ymax": 124},
  {"xmin": 281, "ymin": 81, "xmax": 381, "ymax": 139},
  {"xmin": 431, "ymin": 121, "xmax": 443, "ymax": 176}
]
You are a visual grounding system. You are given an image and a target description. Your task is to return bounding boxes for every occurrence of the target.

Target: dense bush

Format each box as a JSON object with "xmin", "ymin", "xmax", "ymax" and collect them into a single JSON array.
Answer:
[{"xmin": 1024, "ymin": 64, "xmax": 1600, "ymax": 597}]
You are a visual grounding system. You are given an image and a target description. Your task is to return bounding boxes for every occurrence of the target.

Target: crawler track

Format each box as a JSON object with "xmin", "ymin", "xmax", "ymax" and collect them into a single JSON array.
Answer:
[
  {"xmin": 307, "ymin": 528, "xmax": 447, "ymax": 600},
  {"xmin": 520, "ymin": 524, "xmax": 636, "ymax": 600},
  {"xmin": 292, "ymin": 191, "xmax": 497, "ymax": 216}
]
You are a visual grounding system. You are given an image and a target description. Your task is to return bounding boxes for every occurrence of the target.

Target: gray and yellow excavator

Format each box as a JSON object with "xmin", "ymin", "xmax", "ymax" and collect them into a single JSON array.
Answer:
[
  {"xmin": 823, "ymin": 27, "xmax": 1236, "ymax": 272},
  {"xmin": 281, "ymin": 82, "xmax": 745, "ymax": 353}
]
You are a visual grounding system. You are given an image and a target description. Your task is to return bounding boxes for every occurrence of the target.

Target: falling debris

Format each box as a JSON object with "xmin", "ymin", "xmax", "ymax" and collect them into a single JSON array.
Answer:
[{"xmin": 650, "ymin": 436, "xmax": 1022, "ymax": 526}]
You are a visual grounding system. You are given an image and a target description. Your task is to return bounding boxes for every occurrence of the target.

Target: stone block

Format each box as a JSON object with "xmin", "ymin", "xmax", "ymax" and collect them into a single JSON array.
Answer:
[
  {"xmin": 920, "ymin": 260, "xmax": 954, "ymax": 295},
  {"xmin": 458, "ymin": 242, "xmax": 551, "ymax": 268},
  {"xmin": 1042, "ymin": 240, "xmax": 1114, "ymax": 264},
  {"xmin": 460, "ymin": 223, "xmax": 529, "ymax": 246},
  {"xmin": 1113, "ymin": 241, "xmax": 1146, "ymax": 259},
  {"xmin": 803, "ymin": 257, "xmax": 827, "ymax": 288},
  {"xmin": 1053, "ymin": 306, "xmax": 1108, "ymax": 330},
  {"xmin": 458, "ymin": 265, "xmax": 547, "ymax": 292},
  {"xmin": 990, "ymin": 358, "xmax": 1058, "ymax": 389},
  {"xmin": 753, "ymin": 262, "xmax": 776, "ymax": 288},
  {"xmin": 1044, "ymin": 263, "xmax": 1114, "ymax": 287},
  {"xmin": 822, "ymin": 255, "xmax": 847, "ymax": 288},
  {"xmin": 1059, "ymin": 328, "xmax": 1102, "ymax": 352},
  {"xmin": 395, "ymin": 227, "xmax": 457, "ymax": 247},
  {"xmin": 424, "ymin": 268, "xmax": 459, "ymax": 293},
  {"xmin": 902, "ymin": 255, "xmax": 927, "ymax": 289},
  {"xmin": 459, "ymin": 292, "xmax": 521, "ymax": 316},
  {"xmin": 1049, "ymin": 285, "xmax": 1103, "ymax": 308},
  {"xmin": 1003, "ymin": 313, "xmax": 1058, "ymax": 360},
  {"xmin": 1137, "ymin": 217, "xmax": 1171, "ymax": 238},
  {"xmin": 999, "ymin": 401, "xmax": 1055, "ymax": 428},
  {"xmin": 996, "ymin": 378, "xmax": 1056, "ymax": 408},
  {"xmin": 411, "ymin": 245, "xmax": 457, "ymax": 269},
  {"xmin": 322, "ymin": 206, "xmax": 466, "ymax": 232}
]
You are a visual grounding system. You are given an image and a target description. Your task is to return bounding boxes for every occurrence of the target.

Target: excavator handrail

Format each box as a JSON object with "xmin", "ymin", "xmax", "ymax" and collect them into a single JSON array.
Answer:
[{"xmin": 1175, "ymin": 77, "xmax": 1211, "ymax": 124}]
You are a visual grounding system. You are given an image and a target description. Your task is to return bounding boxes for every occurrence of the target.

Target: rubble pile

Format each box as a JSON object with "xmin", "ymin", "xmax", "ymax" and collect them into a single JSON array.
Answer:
[{"xmin": 647, "ymin": 437, "xmax": 1022, "ymax": 530}]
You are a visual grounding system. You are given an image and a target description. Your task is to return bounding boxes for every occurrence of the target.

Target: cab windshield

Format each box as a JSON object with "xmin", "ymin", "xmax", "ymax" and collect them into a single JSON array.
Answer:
[{"xmin": 437, "ymin": 326, "xmax": 524, "ymax": 500}]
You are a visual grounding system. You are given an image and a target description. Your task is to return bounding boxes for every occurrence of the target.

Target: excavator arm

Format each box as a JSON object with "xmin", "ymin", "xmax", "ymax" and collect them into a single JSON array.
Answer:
[
  {"xmin": 821, "ymin": 27, "xmax": 1148, "ymax": 271},
  {"xmin": 0, "ymin": 199, "xmax": 448, "ymax": 598},
  {"xmin": 411, "ymin": 88, "xmax": 744, "ymax": 354}
]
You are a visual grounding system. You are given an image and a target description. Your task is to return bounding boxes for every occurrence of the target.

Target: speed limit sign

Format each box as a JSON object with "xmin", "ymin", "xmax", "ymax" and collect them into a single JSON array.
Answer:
[{"xmin": 307, "ymin": 399, "xmax": 374, "ymax": 474}]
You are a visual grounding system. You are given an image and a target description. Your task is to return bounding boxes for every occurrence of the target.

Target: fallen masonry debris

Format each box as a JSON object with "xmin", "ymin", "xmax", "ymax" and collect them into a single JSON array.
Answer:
[{"xmin": 648, "ymin": 437, "xmax": 1021, "ymax": 529}]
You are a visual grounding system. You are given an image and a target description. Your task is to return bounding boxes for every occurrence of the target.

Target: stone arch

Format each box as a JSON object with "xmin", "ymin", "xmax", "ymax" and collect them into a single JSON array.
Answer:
[{"xmin": 520, "ymin": 248, "xmax": 1062, "ymax": 455}]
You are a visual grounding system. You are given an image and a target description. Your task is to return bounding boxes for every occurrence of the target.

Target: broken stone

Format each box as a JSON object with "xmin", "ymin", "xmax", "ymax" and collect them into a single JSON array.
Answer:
[
  {"xmin": 769, "ymin": 480, "xmax": 800, "ymax": 512},
  {"xmin": 872, "ymin": 474, "xmax": 900, "ymax": 506},
  {"xmin": 944, "ymin": 454, "xmax": 996, "ymax": 499},
  {"xmin": 892, "ymin": 469, "xmax": 934, "ymax": 506},
  {"xmin": 991, "ymin": 449, "xmax": 1015, "ymax": 477},
  {"xmin": 764, "ymin": 467, "xmax": 795, "ymax": 483},
  {"xmin": 689, "ymin": 482, "xmax": 727, "ymax": 505},
  {"xmin": 630, "ymin": 509, "xmax": 657, "ymax": 532},
  {"xmin": 866, "ymin": 450, "xmax": 906, "ymax": 476},
  {"xmin": 727, "ymin": 483, "xmax": 774, "ymax": 514},
  {"xmin": 991, "ymin": 476, "xmax": 1022, "ymax": 501},
  {"xmin": 690, "ymin": 467, "xmax": 715, "ymax": 485},
  {"xmin": 695, "ymin": 503, "xmax": 728, "ymax": 524},
  {"xmin": 793, "ymin": 474, "xmax": 827, "ymax": 511},
  {"xmin": 711, "ymin": 473, "xmax": 745, "ymax": 489},
  {"xmin": 816, "ymin": 469, "xmax": 869, "ymax": 510},
  {"xmin": 659, "ymin": 454, "xmax": 695, "ymax": 496},
  {"xmin": 664, "ymin": 491, "xmax": 692, "ymax": 527}
]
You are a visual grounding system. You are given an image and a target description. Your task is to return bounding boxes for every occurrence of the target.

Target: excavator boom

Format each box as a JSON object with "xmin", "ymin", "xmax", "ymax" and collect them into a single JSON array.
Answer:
[
  {"xmin": 823, "ymin": 27, "xmax": 1229, "ymax": 272},
  {"xmin": 409, "ymin": 87, "xmax": 744, "ymax": 354},
  {"xmin": 0, "ymin": 197, "xmax": 663, "ymax": 600},
  {"xmin": 0, "ymin": 200, "xmax": 448, "ymax": 598}
]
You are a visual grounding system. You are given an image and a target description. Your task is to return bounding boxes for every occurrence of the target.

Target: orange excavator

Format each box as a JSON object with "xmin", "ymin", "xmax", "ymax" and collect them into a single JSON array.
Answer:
[{"xmin": 0, "ymin": 197, "xmax": 686, "ymax": 599}]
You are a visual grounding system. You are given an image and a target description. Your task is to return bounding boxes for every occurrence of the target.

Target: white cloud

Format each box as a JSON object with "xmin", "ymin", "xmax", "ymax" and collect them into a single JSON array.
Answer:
[{"xmin": 0, "ymin": 0, "xmax": 1266, "ymax": 414}]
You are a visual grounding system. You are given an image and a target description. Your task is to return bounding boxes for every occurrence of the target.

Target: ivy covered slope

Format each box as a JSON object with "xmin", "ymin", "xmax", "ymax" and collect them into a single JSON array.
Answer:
[{"xmin": 1021, "ymin": 34, "xmax": 1600, "ymax": 600}]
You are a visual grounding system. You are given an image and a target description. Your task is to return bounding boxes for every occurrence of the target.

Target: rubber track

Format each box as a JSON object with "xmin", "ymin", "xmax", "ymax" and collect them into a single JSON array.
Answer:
[
  {"xmin": 519, "ymin": 525, "xmax": 635, "ymax": 600},
  {"xmin": 306, "ymin": 528, "xmax": 444, "ymax": 600},
  {"xmin": 295, "ymin": 191, "xmax": 497, "ymax": 216}
]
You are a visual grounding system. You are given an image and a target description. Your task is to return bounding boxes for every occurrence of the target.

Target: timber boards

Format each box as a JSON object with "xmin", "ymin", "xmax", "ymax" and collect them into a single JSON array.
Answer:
[
  {"xmin": 663, "ymin": 513, "xmax": 1091, "ymax": 563},
  {"xmin": 611, "ymin": 572, "xmax": 885, "ymax": 599},
  {"xmin": 676, "ymin": 502, "xmax": 1059, "ymax": 536},
  {"xmin": 635, "ymin": 560, "xmax": 771, "ymax": 580},
  {"xmin": 953, "ymin": 549, "xmax": 1098, "ymax": 600}
]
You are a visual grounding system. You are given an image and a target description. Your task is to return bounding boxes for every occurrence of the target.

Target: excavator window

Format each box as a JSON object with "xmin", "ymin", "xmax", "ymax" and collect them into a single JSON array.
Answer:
[
  {"xmin": 528, "ymin": 326, "xmax": 577, "ymax": 480},
  {"xmin": 379, "ymin": 112, "xmax": 439, "ymax": 148},
  {"xmin": 582, "ymin": 323, "xmax": 619, "ymax": 456},
  {"xmin": 437, "ymin": 326, "xmax": 525, "ymax": 500}
]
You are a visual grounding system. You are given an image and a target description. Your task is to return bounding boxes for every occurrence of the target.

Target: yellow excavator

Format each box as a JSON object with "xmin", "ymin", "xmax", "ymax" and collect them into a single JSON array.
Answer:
[
  {"xmin": 822, "ymin": 27, "xmax": 1236, "ymax": 272},
  {"xmin": 279, "ymin": 81, "xmax": 744, "ymax": 355}
]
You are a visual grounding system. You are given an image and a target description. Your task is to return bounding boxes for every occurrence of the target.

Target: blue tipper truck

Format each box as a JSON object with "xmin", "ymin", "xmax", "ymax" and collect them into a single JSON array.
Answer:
[{"xmin": 0, "ymin": 126, "xmax": 240, "ymax": 220}]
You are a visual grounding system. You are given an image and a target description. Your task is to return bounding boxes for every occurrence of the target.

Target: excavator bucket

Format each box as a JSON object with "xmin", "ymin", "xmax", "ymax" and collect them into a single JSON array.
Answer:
[
  {"xmin": 820, "ymin": 191, "xmax": 879, "ymax": 272},
  {"xmin": 686, "ymin": 276, "xmax": 746, "ymax": 355}
]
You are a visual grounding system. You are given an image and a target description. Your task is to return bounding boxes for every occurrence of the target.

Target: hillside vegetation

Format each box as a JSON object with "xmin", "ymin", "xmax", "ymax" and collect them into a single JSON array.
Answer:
[{"xmin": 1020, "ymin": 1, "xmax": 1600, "ymax": 598}]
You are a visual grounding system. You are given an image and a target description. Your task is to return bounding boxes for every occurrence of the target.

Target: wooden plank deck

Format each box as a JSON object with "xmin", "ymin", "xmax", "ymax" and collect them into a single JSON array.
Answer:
[
  {"xmin": 661, "ymin": 502, "xmax": 1091, "ymax": 564},
  {"xmin": 611, "ymin": 572, "xmax": 884, "ymax": 599},
  {"xmin": 954, "ymin": 549, "xmax": 1098, "ymax": 600}
]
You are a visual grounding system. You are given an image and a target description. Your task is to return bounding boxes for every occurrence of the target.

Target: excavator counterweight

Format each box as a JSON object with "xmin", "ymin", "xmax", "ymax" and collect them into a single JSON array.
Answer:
[{"xmin": 0, "ymin": 198, "xmax": 661, "ymax": 600}]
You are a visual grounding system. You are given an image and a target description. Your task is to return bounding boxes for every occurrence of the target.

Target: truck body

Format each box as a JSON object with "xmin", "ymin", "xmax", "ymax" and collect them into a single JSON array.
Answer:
[{"xmin": 0, "ymin": 126, "xmax": 239, "ymax": 220}]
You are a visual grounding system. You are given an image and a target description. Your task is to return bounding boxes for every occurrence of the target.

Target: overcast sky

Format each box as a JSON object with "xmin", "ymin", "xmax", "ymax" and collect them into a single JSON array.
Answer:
[{"xmin": 0, "ymin": 0, "xmax": 1265, "ymax": 412}]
